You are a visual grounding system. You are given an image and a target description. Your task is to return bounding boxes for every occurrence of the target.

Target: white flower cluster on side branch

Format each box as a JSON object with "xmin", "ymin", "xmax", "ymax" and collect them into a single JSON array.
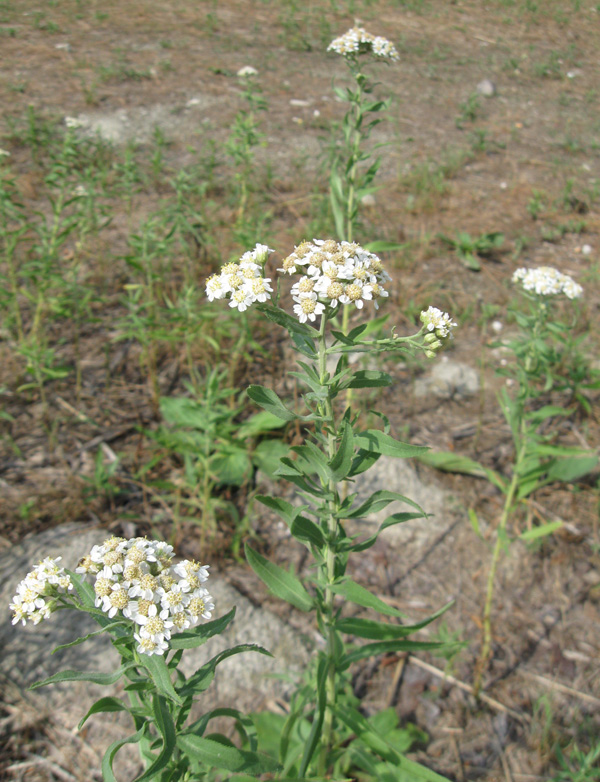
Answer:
[
  {"xmin": 10, "ymin": 536, "xmax": 215, "ymax": 657},
  {"xmin": 512, "ymin": 266, "xmax": 583, "ymax": 300},
  {"xmin": 205, "ymin": 243, "xmax": 274, "ymax": 312}
]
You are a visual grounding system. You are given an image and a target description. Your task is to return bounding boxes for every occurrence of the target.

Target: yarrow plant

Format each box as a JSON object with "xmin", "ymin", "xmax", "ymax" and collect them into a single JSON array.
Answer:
[
  {"xmin": 10, "ymin": 536, "xmax": 279, "ymax": 780},
  {"xmin": 204, "ymin": 237, "xmax": 457, "ymax": 779},
  {"xmin": 205, "ymin": 243, "xmax": 274, "ymax": 312},
  {"xmin": 414, "ymin": 265, "xmax": 596, "ymax": 697}
]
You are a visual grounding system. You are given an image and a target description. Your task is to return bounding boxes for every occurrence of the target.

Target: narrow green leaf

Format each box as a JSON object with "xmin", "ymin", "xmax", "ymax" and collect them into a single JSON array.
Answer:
[
  {"xmin": 134, "ymin": 695, "xmax": 177, "ymax": 782},
  {"xmin": 177, "ymin": 734, "xmax": 280, "ymax": 774},
  {"xmin": 169, "ymin": 608, "xmax": 236, "ymax": 650},
  {"xmin": 298, "ymin": 654, "xmax": 328, "ymax": 776},
  {"xmin": 519, "ymin": 520, "xmax": 563, "ymax": 541},
  {"xmin": 31, "ymin": 662, "xmax": 136, "ymax": 690},
  {"xmin": 236, "ymin": 411, "xmax": 287, "ymax": 439},
  {"xmin": 182, "ymin": 645, "xmax": 272, "ymax": 697},
  {"xmin": 102, "ymin": 727, "xmax": 146, "ymax": 782},
  {"xmin": 336, "ymin": 706, "xmax": 449, "ymax": 781},
  {"xmin": 246, "ymin": 545, "xmax": 313, "ymax": 611},
  {"xmin": 547, "ymin": 454, "xmax": 598, "ymax": 482},
  {"xmin": 329, "ymin": 422, "xmax": 354, "ymax": 481},
  {"xmin": 52, "ymin": 620, "xmax": 128, "ymax": 653},
  {"xmin": 341, "ymin": 639, "xmax": 445, "ymax": 669},
  {"xmin": 345, "ymin": 370, "xmax": 393, "ymax": 389},
  {"xmin": 354, "ymin": 430, "xmax": 428, "ymax": 459},
  {"xmin": 468, "ymin": 508, "xmax": 482, "ymax": 538},
  {"xmin": 345, "ymin": 490, "xmax": 424, "ymax": 519},
  {"xmin": 290, "ymin": 515, "xmax": 325, "ymax": 547},
  {"xmin": 346, "ymin": 512, "xmax": 423, "ymax": 553},
  {"xmin": 78, "ymin": 697, "xmax": 127, "ymax": 730},
  {"xmin": 138, "ymin": 653, "xmax": 183, "ymax": 705},
  {"xmin": 256, "ymin": 495, "xmax": 305, "ymax": 525},
  {"xmin": 335, "ymin": 603, "xmax": 452, "ymax": 640},
  {"xmin": 247, "ymin": 385, "xmax": 296, "ymax": 422},
  {"xmin": 331, "ymin": 580, "xmax": 405, "ymax": 618},
  {"xmin": 416, "ymin": 451, "xmax": 506, "ymax": 491}
]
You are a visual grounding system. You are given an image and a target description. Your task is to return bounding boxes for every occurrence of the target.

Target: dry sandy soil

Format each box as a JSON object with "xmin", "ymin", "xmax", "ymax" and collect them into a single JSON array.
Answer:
[{"xmin": 1, "ymin": 0, "xmax": 600, "ymax": 780}]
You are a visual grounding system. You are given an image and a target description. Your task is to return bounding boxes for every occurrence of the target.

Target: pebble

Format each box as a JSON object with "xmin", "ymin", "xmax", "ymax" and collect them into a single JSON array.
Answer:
[
  {"xmin": 476, "ymin": 78, "xmax": 496, "ymax": 97},
  {"xmin": 582, "ymin": 244, "xmax": 592, "ymax": 255},
  {"xmin": 289, "ymin": 99, "xmax": 311, "ymax": 107}
]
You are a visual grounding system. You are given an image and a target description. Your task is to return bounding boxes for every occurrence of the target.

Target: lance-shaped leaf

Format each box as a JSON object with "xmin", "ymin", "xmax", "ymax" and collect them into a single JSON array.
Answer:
[
  {"xmin": 335, "ymin": 706, "xmax": 450, "ymax": 781},
  {"xmin": 247, "ymin": 385, "xmax": 297, "ymax": 422},
  {"xmin": 292, "ymin": 443, "xmax": 333, "ymax": 484},
  {"xmin": 290, "ymin": 515, "xmax": 325, "ymax": 548},
  {"xmin": 519, "ymin": 520, "xmax": 563, "ymax": 541},
  {"xmin": 170, "ymin": 607, "xmax": 236, "ymax": 650},
  {"xmin": 331, "ymin": 580, "xmax": 406, "ymax": 618},
  {"xmin": 345, "ymin": 490, "xmax": 425, "ymax": 520},
  {"xmin": 345, "ymin": 512, "xmax": 424, "ymax": 553},
  {"xmin": 31, "ymin": 661, "xmax": 137, "ymax": 690},
  {"xmin": 416, "ymin": 451, "xmax": 506, "ymax": 491},
  {"xmin": 335, "ymin": 602, "xmax": 453, "ymax": 639},
  {"xmin": 256, "ymin": 495, "xmax": 307, "ymax": 527},
  {"xmin": 246, "ymin": 545, "xmax": 313, "ymax": 611},
  {"xmin": 78, "ymin": 697, "xmax": 128, "ymax": 730},
  {"xmin": 176, "ymin": 735, "xmax": 281, "ymax": 775},
  {"xmin": 298, "ymin": 653, "xmax": 328, "ymax": 777},
  {"xmin": 340, "ymin": 639, "xmax": 445, "ymax": 669},
  {"xmin": 353, "ymin": 430, "xmax": 428, "ymax": 459},
  {"xmin": 344, "ymin": 370, "xmax": 393, "ymax": 389},
  {"xmin": 181, "ymin": 645, "xmax": 273, "ymax": 697},
  {"xmin": 138, "ymin": 653, "xmax": 183, "ymax": 705},
  {"xmin": 328, "ymin": 421, "xmax": 355, "ymax": 482},
  {"xmin": 52, "ymin": 620, "xmax": 129, "ymax": 653},
  {"xmin": 259, "ymin": 304, "xmax": 319, "ymax": 339},
  {"xmin": 134, "ymin": 695, "xmax": 177, "ymax": 782},
  {"xmin": 102, "ymin": 726, "xmax": 146, "ymax": 782}
]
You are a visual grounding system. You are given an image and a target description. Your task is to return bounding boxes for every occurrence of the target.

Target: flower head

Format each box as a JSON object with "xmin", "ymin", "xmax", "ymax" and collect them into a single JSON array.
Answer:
[
  {"xmin": 328, "ymin": 27, "xmax": 399, "ymax": 61},
  {"xmin": 282, "ymin": 239, "xmax": 391, "ymax": 321},
  {"xmin": 205, "ymin": 244, "xmax": 274, "ymax": 310},
  {"xmin": 512, "ymin": 266, "xmax": 583, "ymax": 300},
  {"xmin": 9, "ymin": 557, "xmax": 72, "ymax": 626},
  {"xmin": 237, "ymin": 65, "xmax": 258, "ymax": 78},
  {"xmin": 12, "ymin": 537, "xmax": 215, "ymax": 656},
  {"xmin": 420, "ymin": 307, "xmax": 457, "ymax": 356}
]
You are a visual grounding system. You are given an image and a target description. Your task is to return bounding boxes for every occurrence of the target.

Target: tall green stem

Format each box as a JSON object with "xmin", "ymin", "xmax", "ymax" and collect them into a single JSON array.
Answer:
[
  {"xmin": 474, "ymin": 422, "xmax": 526, "ymax": 696},
  {"xmin": 317, "ymin": 312, "xmax": 339, "ymax": 776}
]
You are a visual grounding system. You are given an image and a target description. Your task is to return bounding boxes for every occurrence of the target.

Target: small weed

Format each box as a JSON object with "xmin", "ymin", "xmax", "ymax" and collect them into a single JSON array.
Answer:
[
  {"xmin": 527, "ymin": 189, "xmax": 546, "ymax": 220},
  {"xmin": 438, "ymin": 231, "xmax": 504, "ymax": 271},
  {"xmin": 552, "ymin": 741, "xmax": 600, "ymax": 782},
  {"xmin": 455, "ymin": 93, "xmax": 481, "ymax": 129}
]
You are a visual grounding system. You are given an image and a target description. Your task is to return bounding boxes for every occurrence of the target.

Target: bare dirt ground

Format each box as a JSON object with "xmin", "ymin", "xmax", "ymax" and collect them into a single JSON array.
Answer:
[{"xmin": 1, "ymin": 0, "xmax": 600, "ymax": 780}]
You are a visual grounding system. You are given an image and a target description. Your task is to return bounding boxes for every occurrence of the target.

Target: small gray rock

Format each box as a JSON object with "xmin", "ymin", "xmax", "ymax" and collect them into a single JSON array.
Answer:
[
  {"xmin": 476, "ymin": 78, "xmax": 496, "ymax": 97},
  {"xmin": 413, "ymin": 358, "xmax": 479, "ymax": 400}
]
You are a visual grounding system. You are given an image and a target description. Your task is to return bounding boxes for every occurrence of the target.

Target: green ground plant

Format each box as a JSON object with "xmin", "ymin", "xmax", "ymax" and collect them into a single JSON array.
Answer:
[
  {"xmin": 418, "ymin": 266, "xmax": 597, "ymax": 695},
  {"xmin": 438, "ymin": 230, "xmax": 504, "ymax": 271},
  {"xmin": 143, "ymin": 369, "xmax": 288, "ymax": 547}
]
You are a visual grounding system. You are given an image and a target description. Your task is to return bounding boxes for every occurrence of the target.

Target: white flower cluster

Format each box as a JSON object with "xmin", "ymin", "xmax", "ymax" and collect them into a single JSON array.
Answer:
[
  {"xmin": 237, "ymin": 65, "xmax": 258, "ymax": 78},
  {"xmin": 76, "ymin": 536, "xmax": 214, "ymax": 656},
  {"xmin": 279, "ymin": 239, "xmax": 391, "ymax": 323},
  {"xmin": 327, "ymin": 27, "xmax": 399, "ymax": 61},
  {"xmin": 10, "ymin": 557, "xmax": 73, "ymax": 626},
  {"xmin": 512, "ymin": 266, "xmax": 583, "ymax": 300},
  {"xmin": 420, "ymin": 306, "xmax": 457, "ymax": 357},
  {"xmin": 205, "ymin": 244, "xmax": 273, "ymax": 312},
  {"xmin": 64, "ymin": 116, "xmax": 84, "ymax": 129}
]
